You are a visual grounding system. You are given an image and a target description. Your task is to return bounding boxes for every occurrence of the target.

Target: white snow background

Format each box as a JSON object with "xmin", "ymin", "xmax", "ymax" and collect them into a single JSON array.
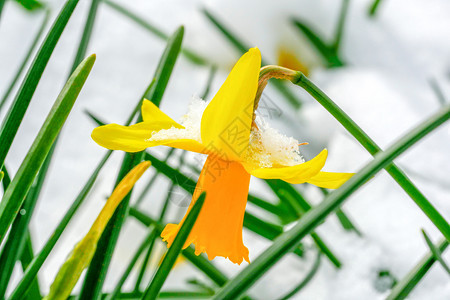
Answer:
[{"xmin": 1, "ymin": 0, "xmax": 450, "ymax": 299}]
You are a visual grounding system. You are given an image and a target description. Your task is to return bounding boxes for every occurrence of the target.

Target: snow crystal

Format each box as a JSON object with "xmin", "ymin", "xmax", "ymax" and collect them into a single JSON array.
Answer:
[
  {"xmin": 245, "ymin": 114, "xmax": 305, "ymax": 168},
  {"xmin": 148, "ymin": 96, "xmax": 207, "ymax": 142},
  {"xmin": 149, "ymin": 98, "xmax": 305, "ymax": 169}
]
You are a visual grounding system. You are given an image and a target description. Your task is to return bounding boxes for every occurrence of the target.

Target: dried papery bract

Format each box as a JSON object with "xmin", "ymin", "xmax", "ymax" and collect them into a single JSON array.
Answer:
[{"xmin": 44, "ymin": 161, "xmax": 151, "ymax": 300}]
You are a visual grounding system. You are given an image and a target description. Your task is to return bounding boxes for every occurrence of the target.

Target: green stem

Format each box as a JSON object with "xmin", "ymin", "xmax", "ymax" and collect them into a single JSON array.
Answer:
[
  {"xmin": 293, "ymin": 73, "xmax": 450, "ymax": 242},
  {"xmin": 369, "ymin": 0, "xmax": 384, "ymax": 17},
  {"xmin": 0, "ymin": 9, "xmax": 50, "ymax": 111},
  {"xmin": 386, "ymin": 239, "xmax": 448, "ymax": 299},
  {"xmin": 212, "ymin": 104, "xmax": 450, "ymax": 299},
  {"xmin": 333, "ymin": 0, "xmax": 350, "ymax": 51}
]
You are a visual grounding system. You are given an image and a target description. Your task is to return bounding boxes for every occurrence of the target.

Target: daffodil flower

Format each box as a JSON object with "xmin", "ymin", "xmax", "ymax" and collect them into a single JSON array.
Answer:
[{"xmin": 92, "ymin": 48, "xmax": 353, "ymax": 264}]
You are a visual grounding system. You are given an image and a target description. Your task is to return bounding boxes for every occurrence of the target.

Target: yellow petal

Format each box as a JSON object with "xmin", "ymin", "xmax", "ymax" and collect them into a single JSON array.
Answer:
[
  {"xmin": 246, "ymin": 149, "xmax": 328, "ymax": 184},
  {"xmin": 306, "ymin": 171, "xmax": 354, "ymax": 189},
  {"xmin": 141, "ymin": 99, "xmax": 182, "ymax": 128},
  {"xmin": 91, "ymin": 122, "xmax": 205, "ymax": 153},
  {"xmin": 200, "ymin": 48, "xmax": 261, "ymax": 161},
  {"xmin": 162, "ymin": 155, "xmax": 250, "ymax": 265}
]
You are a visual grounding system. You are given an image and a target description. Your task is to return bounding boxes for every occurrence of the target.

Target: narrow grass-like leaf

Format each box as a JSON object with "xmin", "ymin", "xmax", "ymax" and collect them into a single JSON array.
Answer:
[
  {"xmin": 212, "ymin": 104, "xmax": 450, "ymax": 299},
  {"xmin": 8, "ymin": 151, "xmax": 113, "ymax": 300},
  {"xmin": 19, "ymin": 233, "xmax": 41, "ymax": 300},
  {"xmin": 0, "ymin": 0, "xmax": 80, "ymax": 168},
  {"xmin": 105, "ymin": 228, "xmax": 155, "ymax": 300},
  {"xmin": 128, "ymin": 207, "xmax": 228, "ymax": 287},
  {"xmin": 321, "ymin": 188, "xmax": 361, "ymax": 235},
  {"xmin": 429, "ymin": 78, "xmax": 447, "ymax": 107},
  {"xmin": 134, "ymin": 148, "xmax": 176, "ymax": 208},
  {"xmin": 335, "ymin": 208, "xmax": 361, "ymax": 235},
  {"xmin": 369, "ymin": 0, "xmax": 384, "ymax": 16},
  {"xmin": 0, "ymin": 54, "xmax": 95, "ymax": 244},
  {"xmin": 69, "ymin": 0, "xmax": 100, "ymax": 73},
  {"xmin": 79, "ymin": 26, "xmax": 185, "ymax": 299},
  {"xmin": 247, "ymin": 194, "xmax": 296, "ymax": 222},
  {"xmin": 158, "ymin": 291, "xmax": 212, "ymax": 298},
  {"xmin": 279, "ymin": 251, "xmax": 321, "ymax": 300},
  {"xmin": 0, "ymin": 9, "xmax": 50, "ymax": 111},
  {"xmin": 80, "ymin": 152, "xmax": 144, "ymax": 299},
  {"xmin": 293, "ymin": 73, "xmax": 450, "ymax": 242},
  {"xmin": 142, "ymin": 193, "xmax": 206, "ymax": 299},
  {"xmin": 291, "ymin": 19, "xmax": 343, "ymax": 67},
  {"xmin": 0, "ymin": 0, "xmax": 5, "ymax": 20},
  {"xmin": 0, "ymin": 180, "xmax": 41, "ymax": 297},
  {"xmin": 104, "ymin": 0, "xmax": 208, "ymax": 66},
  {"xmin": 201, "ymin": 65, "xmax": 218, "ymax": 99},
  {"xmin": 244, "ymin": 212, "xmax": 304, "ymax": 258},
  {"xmin": 332, "ymin": 0, "xmax": 350, "ymax": 51},
  {"xmin": 44, "ymin": 161, "xmax": 150, "ymax": 300},
  {"xmin": 421, "ymin": 230, "xmax": 450, "ymax": 274},
  {"xmin": 202, "ymin": 8, "xmax": 302, "ymax": 109},
  {"xmin": 134, "ymin": 150, "xmax": 183, "ymax": 291},
  {"xmin": 278, "ymin": 187, "xmax": 341, "ymax": 268},
  {"xmin": 386, "ymin": 239, "xmax": 449, "ymax": 300},
  {"xmin": 145, "ymin": 26, "xmax": 184, "ymax": 107},
  {"xmin": 14, "ymin": 0, "xmax": 44, "ymax": 11}
]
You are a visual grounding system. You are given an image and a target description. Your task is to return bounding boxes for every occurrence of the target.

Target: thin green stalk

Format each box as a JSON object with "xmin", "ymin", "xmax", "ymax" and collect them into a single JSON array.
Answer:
[
  {"xmin": 247, "ymin": 194, "xmax": 296, "ymax": 222},
  {"xmin": 243, "ymin": 212, "xmax": 303, "ymax": 258},
  {"xmin": 201, "ymin": 65, "xmax": 218, "ymax": 99},
  {"xmin": 79, "ymin": 153, "xmax": 144, "ymax": 300},
  {"xmin": 280, "ymin": 188, "xmax": 341, "ymax": 268},
  {"xmin": 0, "ymin": 0, "xmax": 80, "ymax": 169},
  {"xmin": 332, "ymin": 0, "xmax": 350, "ymax": 51},
  {"xmin": 291, "ymin": 19, "xmax": 343, "ymax": 67},
  {"xmin": 0, "ymin": 0, "xmax": 5, "ymax": 20},
  {"xmin": 133, "ymin": 230, "xmax": 158, "ymax": 292},
  {"xmin": 279, "ymin": 251, "xmax": 321, "ymax": 300},
  {"xmin": 421, "ymin": 230, "xmax": 450, "ymax": 274},
  {"xmin": 0, "ymin": 9, "xmax": 50, "ymax": 111},
  {"xmin": 321, "ymin": 188, "xmax": 361, "ymax": 235},
  {"xmin": 105, "ymin": 228, "xmax": 155, "ymax": 300},
  {"xmin": 134, "ymin": 151, "xmax": 186, "ymax": 290},
  {"xmin": 293, "ymin": 73, "xmax": 450, "ymax": 242},
  {"xmin": 134, "ymin": 176, "xmax": 177, "ymax": 291},
  {"xmin": 0, "ymin": 54, "xmax": 95, "ymax": 244},
  {"xmin": 386, "ymin": 239, "xmax": 448, "ymax": 300},
  {"xmin": 202, "ymin": 8, "xmax": 302, "ymax": 109},
  {"xmin": 128, "ymin": 207, "xmax": 228, "ymax": 287},
  {"xmin": 134, "ymin": 148, "xmax": 176, "ymax": 207},
  {"xmin": 7, "ymin": 151, "xmax": 112, "ymax": 300},
  {"xmin": 212, "ymin": 104, "xmax": 450, "ymax": 299},
  {"xmin": 69, "ymin": 0, "xmax": 100, "ymax": 73},
  {"xmin": 19, "ymin": 233, "xmax": 41, "ymax": 300},
  {"xmin": 369, "ymin": 0, "xmax": 384, "ymax": 17},
  {"xmin": 429, "ymin": 78, "xmax": 447, "ymax": 106},
  {"xmin": 0, "ymin": 178, "xmax": 42, "ymax": 298},
  {"xmin": 103, "ymin": 0, "xmax": 208, "ymax": 66},
  {"xmin": 142, "ymin": 193, "xmax": 206, "ymax": 299}
]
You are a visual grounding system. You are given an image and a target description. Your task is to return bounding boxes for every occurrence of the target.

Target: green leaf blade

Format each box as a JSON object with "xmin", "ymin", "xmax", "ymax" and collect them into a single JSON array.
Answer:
[
  {"xmin": 212, "ymin": 104, "xmax": 450, "ymax": 299},
  {"xmin": 0, "ymin": 0, "xmax": 80, "ymax": 168},
  {"xmin": 0, "ymin": 53, "xmax": 95, "ymax": 244},
  {"xmin": 142, "ymin": 193, "xmax": 206, "ymax": 299}
]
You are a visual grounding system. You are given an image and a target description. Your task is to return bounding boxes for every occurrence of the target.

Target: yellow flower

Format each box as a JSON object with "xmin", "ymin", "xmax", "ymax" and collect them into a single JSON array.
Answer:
[{"xmin": 91, "ymin": 48, "xmax": 353, "ymax": 264}]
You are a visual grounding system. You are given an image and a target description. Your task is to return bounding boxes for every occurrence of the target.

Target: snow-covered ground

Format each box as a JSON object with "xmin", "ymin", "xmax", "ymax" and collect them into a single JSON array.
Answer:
[{"xmin": 1, "ymin": 0, "xmax": 449, "ymax": 298}]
